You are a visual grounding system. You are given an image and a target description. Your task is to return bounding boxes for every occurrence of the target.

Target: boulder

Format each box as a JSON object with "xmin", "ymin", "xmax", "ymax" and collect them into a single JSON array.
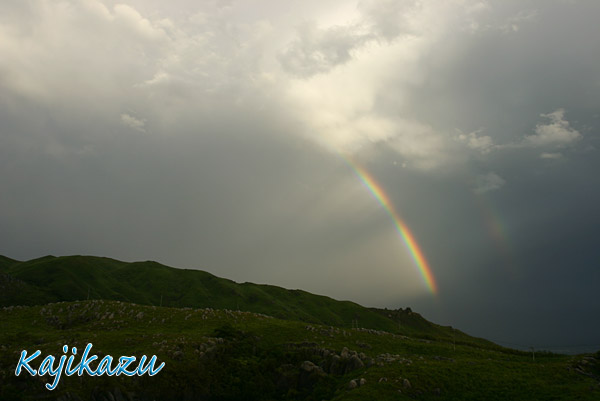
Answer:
[
  {"xmin": 300, "ymin": 360, "xmax": 324, "ymax": 375},
  {"xmin": 329, "ymin": 355, "xmax": 344, "ymax": 375},
  {"xmin": 347, "ymin": 355, "xmax": 365, "ymax": 372}
]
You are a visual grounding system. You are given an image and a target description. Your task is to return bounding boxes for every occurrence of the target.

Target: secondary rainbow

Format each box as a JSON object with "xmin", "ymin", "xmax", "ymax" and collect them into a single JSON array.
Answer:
[
  {"xmin": 473, "ymin": 189, "xmax": 516, "ymax": 278},
  {"xmin": 343, "ymin": 156, "xmax": 438, "ymax": 294}
]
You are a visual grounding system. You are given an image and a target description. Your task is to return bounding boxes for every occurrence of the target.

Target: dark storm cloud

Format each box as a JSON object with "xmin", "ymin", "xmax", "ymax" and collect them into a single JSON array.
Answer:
[
  {"xmin": 0, "ymin": 0, "xmax": 599, "ymax": 350},
  {"xmin": 401, "ymin": 148, "xmax": 600, "ymax": 349}
]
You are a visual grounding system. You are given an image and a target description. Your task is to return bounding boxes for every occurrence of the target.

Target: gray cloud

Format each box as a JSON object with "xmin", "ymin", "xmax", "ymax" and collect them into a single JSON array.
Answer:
[
  {"xmin": 278, "ymin": 0, "xmax": 419, "ymax": 77},
  {"xmin": 278, "ymin": 22, "xmax": 372, "ymax": 77},
  {"xmin": 525, "ymin": 109, "xmax": 581, "ymax": 147},
  {"xmin": 473, "ymin": 172, "xmax": 506, "ymax": 194},
  {"xmin": 540, "ymin": 152, "xmax": 563, "ymax": 159},
  {"xmin": 120, "ymin": 113, "xmax": 146, "ymax": 132},
  {"xmin": 357, "ymin": 0, "xmax": 419, "ymax": 40},
  {"xmin": 458, "ymin": 130, "xmax": 496, "ymax": 154}
]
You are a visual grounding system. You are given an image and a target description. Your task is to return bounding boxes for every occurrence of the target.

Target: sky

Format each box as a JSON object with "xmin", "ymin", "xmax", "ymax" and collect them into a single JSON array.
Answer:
[{"xmin": 1, "ymin": 0, "xmax": 599, "ymax": 351}]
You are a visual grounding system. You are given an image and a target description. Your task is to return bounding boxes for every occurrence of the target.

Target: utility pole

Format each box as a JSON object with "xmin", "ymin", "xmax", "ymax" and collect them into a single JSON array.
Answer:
[{"xmin": 530, "ymin": 346, "xmax": 535, "ymax": 361}]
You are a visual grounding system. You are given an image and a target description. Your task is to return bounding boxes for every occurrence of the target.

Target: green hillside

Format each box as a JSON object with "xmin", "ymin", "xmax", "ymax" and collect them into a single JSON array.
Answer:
[
  {"xmin": 1, "ymin": 300, "xmax": 598, "ymax": 400},
  {"xmin": 0, "ymin": 255, "xmax": 18, "ymax": 270},
  {"xmin": 2, "ymin": 255, "xmax": 396, "ymax": 331},
  {"xmin": 0, "ymin": 255, "xmax": 492, "ymax": 349},
  {"xmin": 1, "ymin": 255, "xmax": 598, "ymax": 400}
]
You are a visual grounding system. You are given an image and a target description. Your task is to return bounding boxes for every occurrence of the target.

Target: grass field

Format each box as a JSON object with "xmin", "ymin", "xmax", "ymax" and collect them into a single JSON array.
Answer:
[{"xmin": 1, "ymin": 256, "xmax": 598, "ymax": 400}]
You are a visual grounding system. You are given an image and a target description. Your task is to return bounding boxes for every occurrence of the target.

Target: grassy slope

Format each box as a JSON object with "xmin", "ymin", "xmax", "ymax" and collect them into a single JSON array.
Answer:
[
  {"xmin": 1, "ymin": 255, "xmax": 487, "ymax": 347},
  {"xmin": 370, "ymin": 307, "xmax": 500, "ymax": 350},
  {"xmin": 1, "ymin": 301, "xmax": 598, "ymax": 400},
  {"xmin": 0, "ymin": 256, "xmax": 58, "ymax": 307},
  {"xmin": 0, "ymin": 255, "xmax": 18, "ymax": 270}
]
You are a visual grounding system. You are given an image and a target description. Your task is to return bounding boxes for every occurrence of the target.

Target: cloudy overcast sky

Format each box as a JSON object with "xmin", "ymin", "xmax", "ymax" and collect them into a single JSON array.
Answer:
[{"xmin": 1, "ymin": 0, "xmax": 599, "ymax": 350}]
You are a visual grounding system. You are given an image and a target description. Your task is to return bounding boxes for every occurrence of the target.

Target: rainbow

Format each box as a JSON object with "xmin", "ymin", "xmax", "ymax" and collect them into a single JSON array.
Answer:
[
  {"xmin": 473, "ymin": 192, "xmax": 516, "ymax": 278},
  {"xmin": 343, "ymin": 156, "xmax": 438, "ymax": 294}
]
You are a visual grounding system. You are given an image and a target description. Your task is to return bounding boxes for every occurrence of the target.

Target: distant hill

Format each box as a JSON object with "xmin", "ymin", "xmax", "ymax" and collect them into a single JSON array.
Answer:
[{"xmin": 0, "ymin": 254, "xmax": 494, "ymax": 349}]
